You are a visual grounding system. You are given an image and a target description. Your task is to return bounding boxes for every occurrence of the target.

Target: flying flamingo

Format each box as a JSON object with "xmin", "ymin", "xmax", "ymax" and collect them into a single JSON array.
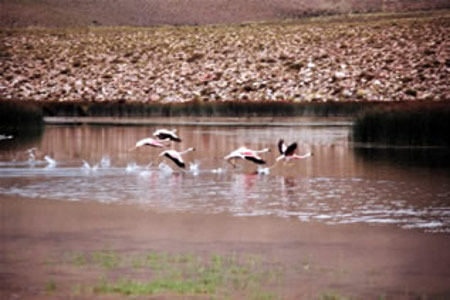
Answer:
[
  {"xmin": 128, "ymin": 137, "xmax": 168, "ymax": 151},
  {"xmin": 224, "ymin": 146, "xmax": 270, "ymax": 168},
  {"xmin": 276, "ymin": 139, "xmax": 312, "ymax": 162},
  {"xmin": 153, "ymin": 129, "xmax": 182, "ymax": 142},
  {"xmin": 159, "ymin": 147, "xmax": 195, "ymax": 169}
]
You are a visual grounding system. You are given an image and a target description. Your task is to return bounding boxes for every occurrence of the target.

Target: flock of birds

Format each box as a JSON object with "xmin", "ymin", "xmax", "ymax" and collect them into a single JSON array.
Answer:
[
  {"xmin": 1, "ymin": 128, "xmax": 312, "ymax": 172},
  {"xmin": 130, "ymin": 128, "xmax": 312, "ymax": 170}
]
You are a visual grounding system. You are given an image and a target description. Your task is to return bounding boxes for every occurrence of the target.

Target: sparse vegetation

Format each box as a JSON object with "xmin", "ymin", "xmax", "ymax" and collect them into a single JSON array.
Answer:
[
  {"xmin": 321, "ymin": 291, "xmax": 352, "ymax": 300},
  {"xmin": 45, "ymin": 280, "xmax": 57, "ymax": 293},
  {"xmin": 54, "ymin": 249, "xmax": 285, "ymax": 297}
]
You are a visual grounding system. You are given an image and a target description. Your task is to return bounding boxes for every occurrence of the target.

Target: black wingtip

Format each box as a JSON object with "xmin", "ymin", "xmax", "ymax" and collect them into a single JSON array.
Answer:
[{"xmin": 278, "ymin": 139, "xmax": 285, "ymax": 154}]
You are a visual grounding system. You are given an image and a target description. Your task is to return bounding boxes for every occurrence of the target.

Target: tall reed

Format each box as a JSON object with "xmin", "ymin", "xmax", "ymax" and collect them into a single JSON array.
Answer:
[
  {"xmin": 40, "ymin": 100, "xmax": 374, "ymax": 117},
  {"xmin": 353, "ymin": 101, "xmax": 450, "ymax": 146},
  {"xmin": 0, "ymin": 100, "xmax": 44, "ymax": 131}
]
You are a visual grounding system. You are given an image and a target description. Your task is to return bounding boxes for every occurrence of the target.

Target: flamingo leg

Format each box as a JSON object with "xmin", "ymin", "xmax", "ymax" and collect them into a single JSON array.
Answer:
[{"xmin": 226, "ymin": 158, "xmax": 237, "ymax": 169}]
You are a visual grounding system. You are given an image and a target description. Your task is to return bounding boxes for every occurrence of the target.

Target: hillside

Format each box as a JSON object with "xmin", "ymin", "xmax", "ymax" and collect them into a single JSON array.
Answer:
[
  {"xmin": 1, "ymin": 0, "xmax": 449, "ymax": 27},
  {"xmin": 1, "ymin": 11, "xmax": 448, "ymax": 104}
]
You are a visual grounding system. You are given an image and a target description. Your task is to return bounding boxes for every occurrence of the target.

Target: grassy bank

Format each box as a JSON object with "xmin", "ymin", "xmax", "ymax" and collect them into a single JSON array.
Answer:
[{"xmin": 353, "ymin": 101, "xmax": 450, "ymax": 146}]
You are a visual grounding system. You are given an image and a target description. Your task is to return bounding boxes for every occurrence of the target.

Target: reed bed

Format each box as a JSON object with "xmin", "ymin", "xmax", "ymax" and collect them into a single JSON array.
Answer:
[
  {"xmin": 39, "ymin": 99, "xmax": 378, "ymax": 117},
  {"xmin": 0, "ymin": 100, "xmax": 44, "ymax": 147},
  {"xmin": 0, "ymin": 100, "xmax": 43, "ymax": 126},
  {"xmin": 353, "ymin": 101, "xmax": 450, "ymax": 146},
  {"xmin": 0, "ymin": 100, "xmax": 44, "ymax": 136}
]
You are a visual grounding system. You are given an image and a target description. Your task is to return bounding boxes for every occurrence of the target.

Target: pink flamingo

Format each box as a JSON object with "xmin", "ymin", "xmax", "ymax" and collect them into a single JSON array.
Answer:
[
  {"xmin": 129, "ymin": 137, "xmax": 168, "ymax": 151},
  {"xmin": 224, "ymin": 146, "xmax": 270, "ymax": 168},
  {"xmin": 153, "ymin": 129, "xmax": 182, "ymax": 142},
  {"xmin": 276, "ymin": 139, "xmax": 312, "ymax": 162},
  {"xmin": 159, "ymin": 147, "xmax": 195, "ymax": 169}
]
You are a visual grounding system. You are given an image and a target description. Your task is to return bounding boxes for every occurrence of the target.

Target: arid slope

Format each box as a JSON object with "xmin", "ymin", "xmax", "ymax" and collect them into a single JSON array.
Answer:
[
  {"xmin": 0, "ymin": 0, "xmax": 449, "ymax": 27},
  {"xmin": 0, "ymin": 11, "xmax": 449, "ymax": 103}
]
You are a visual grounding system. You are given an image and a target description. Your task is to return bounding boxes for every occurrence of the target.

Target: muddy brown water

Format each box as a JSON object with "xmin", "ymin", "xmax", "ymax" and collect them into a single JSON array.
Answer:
[
  {"xmin": 0, "ymin": 119, "xmax": 449, "ymax": 232},
  {"xmin": 1, "ymin": 118, "xmax": 450, "ymax": 299}
]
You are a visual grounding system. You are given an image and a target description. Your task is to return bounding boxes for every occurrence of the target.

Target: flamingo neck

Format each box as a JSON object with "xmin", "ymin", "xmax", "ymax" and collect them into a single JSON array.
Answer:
[
  {"xmin": 255, "ymin": 148, "xmax": 270, "ymax": 153},
  {"xmin": 180, "ymin": 147, "xmax": 194, "ymax": 154}
]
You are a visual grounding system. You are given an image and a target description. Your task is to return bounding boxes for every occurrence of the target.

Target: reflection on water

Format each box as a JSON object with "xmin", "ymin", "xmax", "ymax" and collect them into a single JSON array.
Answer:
[{"xmin": 0, "ymin": 122, "xmax": 449, "ymax": 233}]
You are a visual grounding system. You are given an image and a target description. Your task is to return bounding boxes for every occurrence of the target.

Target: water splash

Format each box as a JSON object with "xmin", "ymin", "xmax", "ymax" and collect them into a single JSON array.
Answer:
[
  {"xmin": 257, "ymin": 166, "xmax": 270, "ymax": 175},
  {"xmin": 27, "ymin": 148, "xmax": 36, "ymax": 166},
  {"xmin": 126, "ymin": 161, "xmax": 140, "ymax": 173},
  {"xmin": 158, "ymin": 162, "xmax": 173, "ymax": 174},
  {"xmin": 139, "ymin": 170, "xmax": 152, "ymax": 177},
  {"xmin": 44, "ymin": 155, "xmax": 57, "ymax": 169},
  {"xmin": 189, "ymin": 161, "xmax": 200, "ymax": 175},
  {"xmin": 82, "ymin": 160, "xmax": 99, "ymax": 172},
  {"xmin": 211, "ymin": 168, "xmax": 225, "ymax": 174},
  {"xmin": 100, "ymin": 156, "xmax": 111, "ymax": 168}
]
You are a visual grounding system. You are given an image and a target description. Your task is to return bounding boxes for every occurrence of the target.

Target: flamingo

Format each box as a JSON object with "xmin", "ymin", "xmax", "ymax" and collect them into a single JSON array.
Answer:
[
  {"xmin": 153, "ymin": 129, "xmax": 182, "ymax": 142},
  {"xmin": 276, "ymin": 139, "xmax": 312, "ymax": 162},
  {"xmin": 159, "ymin": 147, "xmax": 195, "ymax": 169},
  {"xmin": 129, "ymin": 137, "xmax": 168, "ymax": 151},
  {"xmin": 224, "ymin": 146, "xmax": 270, "ymax": 168}
]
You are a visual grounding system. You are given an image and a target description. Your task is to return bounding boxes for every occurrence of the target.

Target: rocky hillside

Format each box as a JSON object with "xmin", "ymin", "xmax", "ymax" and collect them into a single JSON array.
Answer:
[
  {"xmin": 1, "ymin": 0, "xmax": 449, "ymax": 27},
  {"xmin": 1, "ymin": 11, "xmax": 448, "ymax": 103}
]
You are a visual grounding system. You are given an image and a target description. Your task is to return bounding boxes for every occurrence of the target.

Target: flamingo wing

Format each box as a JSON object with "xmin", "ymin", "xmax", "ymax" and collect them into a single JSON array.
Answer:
[
  {"xmin": 154, "ymin": 129, "xmax": 182, "ymax": 142},
  {"xmin": 278, "ymin": 139, "xmax": 287, "ymax": 154},
  {"xmin": 164, "ymin": 152, "xmax": 185, "ymax": 168},
  {"xmin": 244, "ymin": 155, "xmax": 266, "ymax": 165},
  {"xmin": 285, "ymin": 142, "xmax": 298, "ymax": 157}
]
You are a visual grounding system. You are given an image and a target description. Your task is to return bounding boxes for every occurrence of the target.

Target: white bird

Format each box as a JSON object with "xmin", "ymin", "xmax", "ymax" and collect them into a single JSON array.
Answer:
[
  {"xmin": 159, "ymin": 147, "xmax": 195, "ymax": 169},
  {"xmin": 129, "ymin": 137, "xmax": 168, "ymax": 151},
  {"xmin": 27, "ymin": 148, "xmax": 37, "ymax": 165},
  {"xmin": 153, "ymin": 129, "xmax": 182, "ymax": 142},
  {"xmin": 224, "ymin": 146, "xmax": 270, "ymax": 168},
  {"xmin": 0, "ymin": 134, "xmax": 13, "ymax": 141},
  {"xmin": 276, "ymin": 139, "xmax": 312, "ymax": 162}
]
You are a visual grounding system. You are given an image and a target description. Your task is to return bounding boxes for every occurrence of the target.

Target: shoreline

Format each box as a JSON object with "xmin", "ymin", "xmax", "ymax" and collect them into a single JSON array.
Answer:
[
  {"xmin": 43, "ymin": 116, "xmax": 353, "ymax": 127},
  {"xmin": 1, "ymin": 195, "xmax": 449, "ymax": 298}
]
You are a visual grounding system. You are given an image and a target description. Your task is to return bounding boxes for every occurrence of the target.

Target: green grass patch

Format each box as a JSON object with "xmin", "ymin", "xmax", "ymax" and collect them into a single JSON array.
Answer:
[
  {"xmin": 320, "ymin": 291, "xmax": 352, "ymax": 300},
  {"xmin": 45, "ymin": 280, "xmax": 57, "ymax": 293},
  {"xmin": 93, "ymin": 276, "xmax": 218, "ymax": 295},
  {"xmin": 91, "ymin": 248, "xmax": 122, "ymax": 269},
  {"xmin": 60, "ymin": 249, "xmax": 282, "ymax": 297}
]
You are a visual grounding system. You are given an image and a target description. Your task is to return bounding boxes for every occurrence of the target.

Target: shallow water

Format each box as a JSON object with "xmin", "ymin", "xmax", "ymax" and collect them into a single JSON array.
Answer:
[{"xmin": 0, "ymin": 120, "xmax": 449, "ymax": 233}]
